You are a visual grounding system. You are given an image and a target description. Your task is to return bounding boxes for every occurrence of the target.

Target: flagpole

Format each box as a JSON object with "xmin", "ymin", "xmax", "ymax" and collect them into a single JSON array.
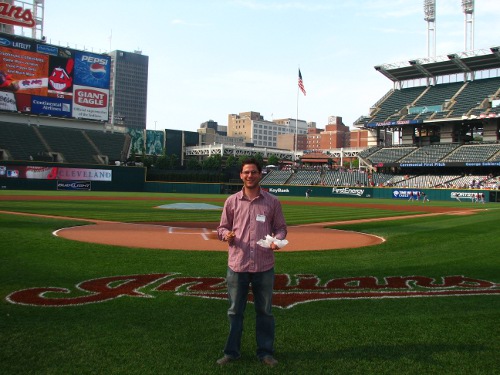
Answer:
[
  {"xmin": 295, "ymin": 77, "xmax": 299, "ymax": 161},
  {"xmin": 295, "ymin": 68, "xmax": 306, "ymax": 163}
]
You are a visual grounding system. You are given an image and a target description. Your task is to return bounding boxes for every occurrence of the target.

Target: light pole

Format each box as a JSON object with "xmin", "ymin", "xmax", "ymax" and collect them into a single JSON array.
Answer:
[
  {"xmin": 462, "ymin": 0, "xmax": 475, "ymax": 52},
  {"xmin": 423, "ymin": 0, "xmax": 436, "ymax": 58}
]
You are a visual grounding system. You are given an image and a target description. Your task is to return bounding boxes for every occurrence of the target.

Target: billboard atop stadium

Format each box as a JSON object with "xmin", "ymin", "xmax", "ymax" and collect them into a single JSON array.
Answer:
[
  {"xmin": 0, "ymin": 32, "xmax": 110, "ymax": 122},
  {"xmin": 365, "ymin": 119, "xmax": 423, "ymax": 128}
]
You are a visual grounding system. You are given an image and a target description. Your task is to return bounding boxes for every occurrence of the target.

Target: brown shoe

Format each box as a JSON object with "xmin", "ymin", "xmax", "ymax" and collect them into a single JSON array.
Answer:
[
  {"xmin": 261, "ymin": 356, "xmax": 278, "ymax": 367},
  {"xmin": 216, "ymin": 355, "xmax": 236, "ymax": 366}
]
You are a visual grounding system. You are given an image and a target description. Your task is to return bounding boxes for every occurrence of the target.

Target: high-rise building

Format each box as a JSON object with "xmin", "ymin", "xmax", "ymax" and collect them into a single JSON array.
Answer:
[{"xmin": 109, "ymin": 50, "xmax": 149, "ymax": 129}]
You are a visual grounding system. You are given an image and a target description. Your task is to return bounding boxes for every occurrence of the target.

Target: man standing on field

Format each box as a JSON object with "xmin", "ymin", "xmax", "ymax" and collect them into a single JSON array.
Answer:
[{"xmin": 216, "ymin": 157, "xmax": 287, "ymax": 368}]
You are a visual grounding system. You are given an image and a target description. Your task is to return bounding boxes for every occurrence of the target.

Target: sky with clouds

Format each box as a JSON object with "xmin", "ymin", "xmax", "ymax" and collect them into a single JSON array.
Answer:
[{"xmin": 43, "ymin": 0, "xmax": 500, "ymax": 131}]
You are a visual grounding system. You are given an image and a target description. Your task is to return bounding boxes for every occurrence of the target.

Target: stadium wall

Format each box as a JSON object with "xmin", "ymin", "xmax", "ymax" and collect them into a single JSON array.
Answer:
[
  {"xmin": 260, "ymin": 184, "xmax": 493, "ymax": 202},
  {"xmin": 0, "ymin": 161, "xmax": 145, "ymax": 192},
  {"xmin": 1, "ymin": 161, "xmax": 496, "ymax": 202}
]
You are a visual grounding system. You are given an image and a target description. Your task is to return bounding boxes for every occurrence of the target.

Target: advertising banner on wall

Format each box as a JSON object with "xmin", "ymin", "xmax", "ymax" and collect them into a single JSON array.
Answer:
[
  {"xmin": 73, "ymin": 52, "xmax": 111, "ymax": 89},
  {"xmin": 450, "ymin": 191, "xmax": 477, "ymax": 201},
  {"xmin": 31, "ymin": 95, "xmax": 72, "ymax": 116},
  {"xmin": 331, "ymin": 187, "xmax": 371, "ymax": 198},
  {"xmin": 0, "ymin": 91, "xmax": 16, "ymax": 110},
  {"xmin": 392, "ymin": 189, "xmax": 422, "ymax": 199},
  {"xmin": 0, "ymin": 46, "xmax": 49, "ymax": 96},
  {"xmin": 0, "ymin": 33, "xmax": 110, "ymax": 122},
  {"xmin": 72, "ymin": 85, "xmax": 109, "ymax": 121},
  {"xmin": 57, "ymin": 181, "xmax": 92, "ymax": 191},
  {"xmin": 0, "ymin": 165, "xmax": 112, "ymax": 182}
]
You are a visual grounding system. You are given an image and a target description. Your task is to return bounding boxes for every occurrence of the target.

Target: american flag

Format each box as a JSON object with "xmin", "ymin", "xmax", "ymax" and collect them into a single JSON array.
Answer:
[{"xmin": 298, "ymin": 69, "xmax": 306, "ymax": 96}]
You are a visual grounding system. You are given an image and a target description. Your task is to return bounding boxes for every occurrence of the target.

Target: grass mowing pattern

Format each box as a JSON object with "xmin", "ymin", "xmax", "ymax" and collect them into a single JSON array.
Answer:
[
  {"xmin": 0, "ymin": 192, "xmax": 499, "ymax": 374},
  {"xmin": 0, "ymin": 195, "xmax": 424, "ymax": 224}
]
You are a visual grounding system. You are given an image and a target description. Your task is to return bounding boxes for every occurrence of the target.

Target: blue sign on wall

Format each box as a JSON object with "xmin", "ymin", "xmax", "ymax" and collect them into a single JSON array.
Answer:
[
  {"xmin": 73, "ymin": 51, "xmax": 111, "ymax": 89},
  {"xmin": 31, "ymin": 96, "xmax": 72, "ymax": 116}
]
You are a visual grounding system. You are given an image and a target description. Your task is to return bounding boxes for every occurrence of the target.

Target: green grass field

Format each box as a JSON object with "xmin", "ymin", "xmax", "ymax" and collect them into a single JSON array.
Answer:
[{"xmin": 1, "ymin": 191, "xmax": 499, "ymax": 374}]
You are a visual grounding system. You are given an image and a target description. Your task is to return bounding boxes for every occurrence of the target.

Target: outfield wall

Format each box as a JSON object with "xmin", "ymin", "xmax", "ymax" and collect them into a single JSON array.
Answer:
[
  {"xmin": 1, "ymin": 161, "xmax": 496, "ymax": 202},
  {"xmin": 260, "ymin": 184, "xmax": 493, "ymax": 203},
  {"xmin": 0, "ymin": 161, "xmax": 145, "ymax": 192}
]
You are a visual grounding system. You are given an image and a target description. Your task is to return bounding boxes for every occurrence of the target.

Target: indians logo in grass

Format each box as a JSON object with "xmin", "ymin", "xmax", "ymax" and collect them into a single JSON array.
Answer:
[{"xmin": 6, "ymin": 274, "xmax": 500, "ymax": 308}]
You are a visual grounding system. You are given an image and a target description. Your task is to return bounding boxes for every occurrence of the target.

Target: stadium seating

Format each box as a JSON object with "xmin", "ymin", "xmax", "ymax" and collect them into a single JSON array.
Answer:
[
  {"xmin": 260, "ymin": 170, "xmax": 293, "ymax": 184},
  {"xmin": 366, "ymin": 146, "xmax": 416, "ymax": 164},
  {"xmin": 287, "ymin": 170, "xmax": 321, "ymax": 185},
  {"xmin": 0, "ymin": 122, "xmax": 130, "ymax": 164},
  {"xmin": 0, "ymin": 122, "xmax": 46, "ymax": 161},
  {"xmin": 442, "ymin": 144, "xmax": 500, "ymax": 162},
  {"xmin": 370, "ymin": 172, "xmax": 394, "ymax": 186},
  {"xmin": 85, "ymin": 130, "xmax": 130, "ymax": 163},
  {"xmin": 36, "ymin": 126, "xmax": 97, "ymax": 164},
  {"xmin": 357, "ymin": 146, "xmax": 382, "ymax": 159},
  {"xmin": 323, "ymin": 170, "xmax": 369, "ymax": 186},
  {"xmin": 399, "ymin": 144, "xmax": 459, "ymax": 163},
  {"xmin": 362, "ymin": 144, "xmax": 500, "ymax": 165},
  {"xmin": 357, "ymin": 76, "xmax": 500, "ymax": 125},
  {"xmin": 406, "ymin": 81, "xmax": 464, "ymax": 120},
  {"xmin": 449, "ymin": 77, "xmax": 500, "ymax": 118},
  {"xmin": 368, "ymin": 86, "xmax": 427, "ymax": 123}
]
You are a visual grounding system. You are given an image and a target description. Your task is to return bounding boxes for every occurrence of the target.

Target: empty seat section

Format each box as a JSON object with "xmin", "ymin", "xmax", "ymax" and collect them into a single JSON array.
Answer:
[
  {"xmin": 0, "ymin": 122, "xmax": 46, "ymax": 160},
  {"xmin": 37, "ymin": 126, "xmax": 96, "ymax": 164}
]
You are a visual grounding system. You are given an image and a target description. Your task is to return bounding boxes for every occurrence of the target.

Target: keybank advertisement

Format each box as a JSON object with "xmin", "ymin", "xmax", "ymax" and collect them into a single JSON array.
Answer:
[
  {"xmin": 0, "ymin": 165, "xmax": 112, "ymax": 181},
  {"xmin": 266, "ymin": 187, "xmax": 290, "ymax": 195}
]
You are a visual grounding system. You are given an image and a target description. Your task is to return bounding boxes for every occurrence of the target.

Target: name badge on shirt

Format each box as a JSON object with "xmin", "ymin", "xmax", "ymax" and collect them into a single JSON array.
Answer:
[{"xmin": 256, "ymin": 214, "xmax": 266, "ymax": 223}]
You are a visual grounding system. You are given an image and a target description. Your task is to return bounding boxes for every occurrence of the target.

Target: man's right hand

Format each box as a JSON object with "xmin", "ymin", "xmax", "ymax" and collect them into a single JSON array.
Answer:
[{"xmin": 224, "ymin": 231, "xmax": 236, "ymax": 244}]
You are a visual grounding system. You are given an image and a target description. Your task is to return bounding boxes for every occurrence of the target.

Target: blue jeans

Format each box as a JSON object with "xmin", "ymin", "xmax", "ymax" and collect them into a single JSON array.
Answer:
[{"xmin": 223, "ymin": 267, "xmax": 275, "ymax": 360}]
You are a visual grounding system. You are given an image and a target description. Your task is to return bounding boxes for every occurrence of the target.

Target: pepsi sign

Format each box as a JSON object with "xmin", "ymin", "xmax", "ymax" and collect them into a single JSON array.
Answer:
[{"xmin": 74, "ymin": 51, "xmax": 110, "ymax": 89}]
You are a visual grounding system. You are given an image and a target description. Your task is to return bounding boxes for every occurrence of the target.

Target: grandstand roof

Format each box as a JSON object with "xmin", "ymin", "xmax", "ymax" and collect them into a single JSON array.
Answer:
[{"xmin": 375, "ymin": 47, "xmax": 500, "ymax": 82}]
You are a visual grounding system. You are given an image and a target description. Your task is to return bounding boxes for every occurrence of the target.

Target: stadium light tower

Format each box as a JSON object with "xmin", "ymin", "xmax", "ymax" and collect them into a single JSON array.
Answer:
[
  {"xmin": 423, "ymin": 0, "xmax": 436, "ymax": 57},
  {"xmin": 462, "ymin": 0, "xmax": 475, "ymax": 51}
]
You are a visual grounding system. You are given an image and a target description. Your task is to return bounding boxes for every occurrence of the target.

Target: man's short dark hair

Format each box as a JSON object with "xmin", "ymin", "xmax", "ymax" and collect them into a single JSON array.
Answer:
[{"xmin": 240, "ymin": 157, "xmax": 262, "ymax": 173}]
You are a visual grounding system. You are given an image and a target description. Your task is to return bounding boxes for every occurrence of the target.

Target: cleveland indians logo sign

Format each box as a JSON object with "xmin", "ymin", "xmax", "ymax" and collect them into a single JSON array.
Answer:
[{"xmin": 6, "ymin": 273, "xmax": 500, "ymax": 308}]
